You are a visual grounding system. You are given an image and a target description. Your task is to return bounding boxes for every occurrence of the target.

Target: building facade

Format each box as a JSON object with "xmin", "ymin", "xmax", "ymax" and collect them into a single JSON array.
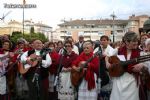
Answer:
[
  {"xmin": 57, "ymin": 19, "xmax": 128, "ymax": 42},
  {"xmin": 127, "ymin": 14, "xmax": 149, "ymax": 35},
  {"xmin": 56, "ymin": 15, "xmax": 150, "ymax": 42},
  {"xmin": 0, "ymin": 19, "xmax": 52, "ymax": 40},
  {"xmin": 0, "ymin": 20, "xmax": 22, "ymax": 35}
]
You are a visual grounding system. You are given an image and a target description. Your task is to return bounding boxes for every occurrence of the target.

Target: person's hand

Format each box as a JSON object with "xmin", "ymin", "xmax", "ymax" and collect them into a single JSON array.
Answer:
[
  {"xmin": 62, "ymin": 67, "xmax": 71, "ymax": 72},
  {"xmin": 72, "ymin": 66, "xmax": 80, "ymax": 72},
  {"xmin": 36, "ymin": 56, "xmax": 42, "ymax": 61},
  {"xmin": 106, "ymin": 61, "xmax": 112, "ymax": 69},
  {"xmin": 26, "ymin": 57, "xmax": 33, "ymax": 65},
  {"xmin": 9, "ymin": 52, "xmax": 14, "ymax": 58},
  {"xmin": 105, "ymin": 56, "xmax": 112, "ymax": 69},
  {"xmin": 67, "ymin": 67, "xmax": 72, "ymax": 71},
  {"xmin": 27, "ymin": 54, "xmax": 38, "ymax": 65},
  {"xmin": 80, "ymin": 61, "xmax": 86, "ymax": 65},
  {"xmin": 132, "ymin": 63, "xmax": 144, "ymax": 73},
  {"xmin": 29, "ymin": 54, "xmax": 37, "ymax": 60}
]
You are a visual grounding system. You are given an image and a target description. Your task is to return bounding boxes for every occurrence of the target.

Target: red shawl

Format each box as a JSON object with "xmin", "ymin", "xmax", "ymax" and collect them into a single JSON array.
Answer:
[
  {"xmin": 72, "ymin": 52, "xmax": 99, "ymax": 90},
  {"xmin": 61, "ymin": 51, "xmax": 78, "ymax": 68},
  {"xmin": 0, "ymin": 49, "xmax": 4, "ymax": 54},
  {"xmin": 118, "ymin": 46, "xmax": 140, "ymax": 73},
  {"xmin": 12, "ymin": 47, "xmax": 28, "ymax": 62},
  {"xmin": 0, "ymin": 48, "xmax": 10, "ymax": 54},
  {"xmin": 49, "ymin": 51, "xmax": 60, "ymax": 74}
]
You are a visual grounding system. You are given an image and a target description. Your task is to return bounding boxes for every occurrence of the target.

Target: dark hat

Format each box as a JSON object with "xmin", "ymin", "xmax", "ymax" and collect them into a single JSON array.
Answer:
[{"xmin": 123, "ymin": 31, "xmax": 138, "ymax": 42}]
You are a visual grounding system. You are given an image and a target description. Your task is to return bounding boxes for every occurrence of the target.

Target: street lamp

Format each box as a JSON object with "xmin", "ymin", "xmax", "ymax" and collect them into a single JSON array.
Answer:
[
  {"xmin": 90, "ymin": 25, "xmax": 92, "ymax": 40},
  {"xmin": 110, "ymin": 12, "xmax": 117, "ymax": 43},
  {"xmin": 23, "ymin": 0, "xmax": 26, "ymax": 37}
]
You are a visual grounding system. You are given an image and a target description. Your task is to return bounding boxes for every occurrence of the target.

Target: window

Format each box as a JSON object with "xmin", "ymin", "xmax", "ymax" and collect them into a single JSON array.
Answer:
[
  {"xmin": 66, "ymin": 32, "xmax": 71, "ymax": 35},
  {"xmin": 98, "ymin": 25, "xmax": 106, "ymax": 28},
  {"xmin": 84, "ymin": 31, "xmax": 90, "ymax": 33},
  {"xmin": 73, "ymin": 26, "xmax": 79, "ymax": 29},
  {"xmin": 60, "ymin": 31, "xmax": 67, "ymax": 33},
  {"xmin": 98, "ymin": 31, "xmax": 104, "ymax": 35},
  {"xmin": 92, "ymin": 31, "xmax": 98, "ymax": 33},
  {"xmin": 117, "ymin": 30, "xmax": 123, "ymax": 33}
]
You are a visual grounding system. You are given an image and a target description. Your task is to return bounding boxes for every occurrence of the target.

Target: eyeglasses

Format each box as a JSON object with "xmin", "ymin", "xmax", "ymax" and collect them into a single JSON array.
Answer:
[
  {"xmin": 83, "ymin": 47, "xmax": 90, "ymax": 49},
  {"xmin": 65, "ymin": 45, "xmax": 71, "ymax": 47}
]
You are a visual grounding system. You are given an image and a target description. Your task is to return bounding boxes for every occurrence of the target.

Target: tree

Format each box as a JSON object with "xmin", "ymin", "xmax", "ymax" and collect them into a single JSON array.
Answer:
[
  {"xmin": 12, "ymin": 31, "xmax": 22, "ymax": 36},
  {"xmin": 10, "ymin": 31, "xmax": 48, "ymax": 43},
  {"xmin": 10, "ymin": 31, "xmax": 23, "ymax": 43}
]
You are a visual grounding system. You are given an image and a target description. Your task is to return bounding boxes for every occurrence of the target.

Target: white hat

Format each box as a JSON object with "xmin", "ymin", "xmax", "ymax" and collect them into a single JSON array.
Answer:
[
  {"xmin": 17, "ymin": 38, "xmax": 27, "ymax": 44},
  {"xmin": 79, "ymin": 35, "xmax": 84, "ymax": 37}
]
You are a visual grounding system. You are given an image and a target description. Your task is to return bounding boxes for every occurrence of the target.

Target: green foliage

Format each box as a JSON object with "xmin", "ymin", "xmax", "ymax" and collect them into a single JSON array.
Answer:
[
  {"xmin": 11, "ymin": 31, "xmax": 23, "ymax": 43},
  {"xmin": 10, "ymin": 31, "xmax": 48, "ymax": 43},
  {"xmin": 12, "ymin": 31, "xmax": 22, "ymax": 35}
]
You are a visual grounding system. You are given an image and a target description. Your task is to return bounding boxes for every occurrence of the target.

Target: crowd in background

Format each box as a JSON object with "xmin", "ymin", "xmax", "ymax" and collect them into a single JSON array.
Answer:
[{"xmin": 0, "ymin": 31, "xmax": 149, "ymax": 100}]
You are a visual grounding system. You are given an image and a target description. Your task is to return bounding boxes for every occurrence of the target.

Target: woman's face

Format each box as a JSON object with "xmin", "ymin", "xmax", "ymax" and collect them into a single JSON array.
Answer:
[
  {"xmin": 57, "ymin": 42, "xmax": 63, "ymax": 49},
  {"xmin": 100, "ymin": 38, "xmax": 109, "ymax": 48},
  {"xmin": 141, "ymin": 35, "xmax": 149, "ymax": 45},
  {"xmin": 18, "ymin": 43, "xmax": 25, "ymax": 49},
  {"xmin": 67, "ymin": 38, "xmax": 74, "ymax": 45},
  {"xmin": 126, "ymin": 41, "xmax": 138, "ymax": 50},
  {"xmin": 2, "ymin": 42, "xmax": 10, "ymax": 50},
  {"xmin": 64, "ymin": 43, "xmax": 72, "ymax": 53},
  {"xmin": 83, "ymin": 44, "xmax": 93, "ymax": 54},
  {"xmin": 49, "ymin": 44, "xmax": 55, "ymax": 50}
]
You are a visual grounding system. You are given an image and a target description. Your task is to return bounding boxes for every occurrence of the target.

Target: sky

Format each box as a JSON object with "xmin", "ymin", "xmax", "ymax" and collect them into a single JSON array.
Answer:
[{"xmin": 0, "ymin": 0, "xmax": 150, "ymax": 30}]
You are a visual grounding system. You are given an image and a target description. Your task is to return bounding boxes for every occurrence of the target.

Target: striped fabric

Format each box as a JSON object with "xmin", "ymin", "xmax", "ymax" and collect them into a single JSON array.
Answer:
[
  {"xmin": 78, "ymin": 73, "xmax": 98, "ymax": 100},
  {"xmin": 58, "ymin": 72, "xmax": 75, "ymax": 100}
]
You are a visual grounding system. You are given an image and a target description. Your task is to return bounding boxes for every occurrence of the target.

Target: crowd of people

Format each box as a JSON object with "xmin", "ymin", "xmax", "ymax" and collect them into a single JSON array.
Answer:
[{"xmin": 0, "ymin": 31, "xmax": 149, "ymax": 100}]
